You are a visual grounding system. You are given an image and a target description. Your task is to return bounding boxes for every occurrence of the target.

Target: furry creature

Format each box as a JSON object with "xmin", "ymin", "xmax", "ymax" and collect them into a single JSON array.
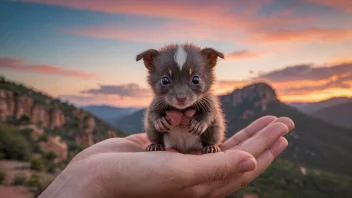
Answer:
[{"xmin": 136, "ymin": 43, "xmax": 226, "ymax": 154}]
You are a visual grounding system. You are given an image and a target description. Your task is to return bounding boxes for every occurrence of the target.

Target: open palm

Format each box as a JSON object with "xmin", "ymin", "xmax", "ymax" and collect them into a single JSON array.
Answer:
[{"xmin": 39, "ymin": 116, "xmax": 294, "ymax": 198}]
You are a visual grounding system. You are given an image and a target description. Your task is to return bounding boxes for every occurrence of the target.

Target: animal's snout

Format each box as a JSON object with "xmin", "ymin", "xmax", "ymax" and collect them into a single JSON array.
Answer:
[
  {"xmin": 176, "ymin": 96, "xmax": 186, "ymax": 103},
  {"xmin": 176, "ymin": 93, "xmax": 186, "ymax": 103}
]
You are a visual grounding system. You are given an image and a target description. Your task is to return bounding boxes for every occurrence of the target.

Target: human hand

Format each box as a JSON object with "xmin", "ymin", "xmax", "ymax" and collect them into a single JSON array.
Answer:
[{"xmin": 38, "ymin": 115, "xmax": 294, "ymax": 198}]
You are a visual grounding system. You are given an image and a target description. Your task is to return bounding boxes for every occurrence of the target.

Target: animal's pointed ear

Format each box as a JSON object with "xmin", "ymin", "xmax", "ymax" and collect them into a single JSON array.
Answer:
[
  {"xmin": 136, "ymin": 49, "xmax": 159, "ymax": 70},
  {"xmin": 201, "ymin": 48, "xmax": 224, "ymax": 68}
]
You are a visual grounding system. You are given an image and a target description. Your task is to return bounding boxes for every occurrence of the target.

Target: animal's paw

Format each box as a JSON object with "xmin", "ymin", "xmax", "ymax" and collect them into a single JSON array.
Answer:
[
  {"xmin": 154, "ymin": 116, "xmax": 173, "ymax": 132},
  {"xmin": 188, "ymin": 119, "xmax": 207, "ymax": 136},
  {"xmin": 146, "ymin": 143, "xmax": 165, "ymax": 151},
  {"xmin": 202, "ymin": 145, "xmax": 221, "ymax": 154}
]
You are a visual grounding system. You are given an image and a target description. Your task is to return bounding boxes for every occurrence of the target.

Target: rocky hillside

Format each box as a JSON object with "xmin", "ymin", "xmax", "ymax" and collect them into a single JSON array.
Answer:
[
  {"xmin": 0, "ymin": 76, "xmax": 126, "ymax": 197},
  {"xmin": 0, "ymin": 77, "xmax": 126, "ymax": 144}
]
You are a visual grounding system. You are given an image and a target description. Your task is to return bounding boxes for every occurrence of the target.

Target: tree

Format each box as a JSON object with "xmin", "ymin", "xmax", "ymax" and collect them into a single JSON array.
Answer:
[
  {"xmin": 30, "ymin": 158, "xmax": 44, "ymax": 171},
  {"xmin": 0, "ymin": 171, "xmax": 5, "ymax": 184},
  {"xmin": 45, "ymin": 152, "xmax": 56, "ymax": 161},
  {"xmin": 13, "ymin": 173, "xmax": 27, "ymax": 185},
  {"xmin": 19, "ymin": 114, "xmax": 31, "ymax": 124},
  {"xmin": 0, "ymin": 124, "xmax": 32, "ymax": 161}
]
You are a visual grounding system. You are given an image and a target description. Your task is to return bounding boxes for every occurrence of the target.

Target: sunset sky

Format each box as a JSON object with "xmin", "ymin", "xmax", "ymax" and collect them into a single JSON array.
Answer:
[{"xmin": 1, "ymin": 0, "xmax": 352, "ymax": 107}]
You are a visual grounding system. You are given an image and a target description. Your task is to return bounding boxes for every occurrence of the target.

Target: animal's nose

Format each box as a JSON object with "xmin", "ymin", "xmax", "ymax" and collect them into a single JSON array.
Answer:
[{"xmin": 176, "ymin": 96, "xmax": 186, "ymax": 103}]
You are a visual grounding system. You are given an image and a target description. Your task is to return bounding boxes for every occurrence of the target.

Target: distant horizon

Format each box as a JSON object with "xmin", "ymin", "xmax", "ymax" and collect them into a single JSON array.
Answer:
[
  {"xmin": 2, "ymin": 75, "xmax": 351, "ymax": 109},
  {"xmin": 1, "ymin": 0, "xmax": 352, "ymax": 107}
]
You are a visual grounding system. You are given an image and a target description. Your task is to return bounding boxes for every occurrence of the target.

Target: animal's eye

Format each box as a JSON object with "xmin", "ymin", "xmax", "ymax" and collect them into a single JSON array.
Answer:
[
  {"xmin": 192, "ymin": 76, "xmax": 200, "ymax": 84},
  {"xmin": 161, "ymin": 77, "xmax": 170, "ymax": 85}
]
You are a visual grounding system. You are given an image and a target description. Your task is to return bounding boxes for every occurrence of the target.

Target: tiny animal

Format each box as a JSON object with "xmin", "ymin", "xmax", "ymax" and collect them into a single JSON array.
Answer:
[{"xmin": 136, "ymin": 43, "xmax": 226, "ymax": 154}]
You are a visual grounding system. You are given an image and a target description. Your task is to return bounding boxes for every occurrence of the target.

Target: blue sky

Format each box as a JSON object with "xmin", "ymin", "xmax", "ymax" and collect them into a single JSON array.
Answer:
[{"xmin": 1, "ymin": 0, "xmax": 352, "ymax": 107}]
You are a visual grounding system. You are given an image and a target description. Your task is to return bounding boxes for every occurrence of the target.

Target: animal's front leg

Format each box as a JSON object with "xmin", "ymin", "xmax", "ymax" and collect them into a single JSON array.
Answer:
[
  {"xmin": 145, "ymin": 111, "xmax": 170, "ymax": 152},
  {"xmin": 200, "ymin": 118, "xmax": 225, "ymax": 154},
  {"xmin": 154, "ymin": 116, "xmax": 173, "ymax": 132},
  {"xmin": 188, "ymin": 112, "xmax": 213, "ymax": 136},
  {"xmin": 146, "ymin": 143, "xmax": 165, "ymax": 151}
]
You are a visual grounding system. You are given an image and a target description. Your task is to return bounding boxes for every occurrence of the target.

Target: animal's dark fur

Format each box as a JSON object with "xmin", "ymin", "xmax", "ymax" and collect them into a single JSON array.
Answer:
[{"xmin": 136, "ymin": 43, "xmax": 226, "ymax": 154}]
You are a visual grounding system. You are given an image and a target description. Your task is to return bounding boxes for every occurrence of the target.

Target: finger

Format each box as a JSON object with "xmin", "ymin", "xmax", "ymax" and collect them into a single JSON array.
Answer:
[
  {"xmin": 125, "ymin": 133, "xmax": 150, "ymax": 146},
  {"xmin": 165, "ymin": 148, "xmax": 178, "ymax": 152},
  {"xmin": 180, "ymin": 150, "xmax": 257, "ymax": 187},
  {"xmin": 235, "ymin": 122, "xmax": 289, "ymax": 158},
  {"xmin": 221, "ymin": 116, "xmax": 294, "ymax": 151},
  {"xmin": 193, "ymin": 137, "xmax": 288, "ymax": 198},
  {"xmin": 212, "ymin": 137, "xmax": 288, "ymax": 197},
  {"xmin": 220, "ymin": 116, "xmax": 277, "ymax": 150}
]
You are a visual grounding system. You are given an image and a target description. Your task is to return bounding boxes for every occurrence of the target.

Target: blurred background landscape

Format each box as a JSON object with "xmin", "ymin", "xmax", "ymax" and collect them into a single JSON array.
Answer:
[{"xmin": 1, "ymin": 0, "xmax": 352, "ymax": 197}]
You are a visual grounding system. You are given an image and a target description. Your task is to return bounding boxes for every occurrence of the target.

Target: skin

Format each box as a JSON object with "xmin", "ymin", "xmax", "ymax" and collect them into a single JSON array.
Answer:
[{"xmin": 39, "ymin": 115, "xmax": 294, "ymax": 198}]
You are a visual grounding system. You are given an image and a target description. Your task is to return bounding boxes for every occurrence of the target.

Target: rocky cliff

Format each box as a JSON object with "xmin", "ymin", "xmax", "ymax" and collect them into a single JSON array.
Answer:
[
  {"xmin": 0, "ymin": 77, "xmax": 126, "ymax": 163},
  {"xmin": 0, "ymin": 90, "xmax": 65, "ymax": 128},
  {"xmin": 220, "ymin": 82, "xmax": 279, "ymax": 118}
]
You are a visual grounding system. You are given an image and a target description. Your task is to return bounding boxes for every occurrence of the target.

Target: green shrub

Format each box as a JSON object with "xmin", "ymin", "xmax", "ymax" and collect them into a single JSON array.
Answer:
[
  {"xmin": 33, "ymin": 143, "xmax": 43, "ymax": 154},
  {"xmin": 45, "ymin": 152, "xmax": 56, "ymax": 161},
  {"xmin": 33, "ymin": 179, "xmax": 52, "ymax": 197},
  {"xmin": 46, "ymin": 163, "xmax": 56, "ymax": 173},
  {"xmin": 26, "ymin": 173, "xmax": 52, "ymax": 197},
  {"xmin": 0, "ymin": 124, "xmax": 32, "ymax": 161},
  {"xmin": 19, "ymin": 128, "xmax": 33, "ymax": 141},
  {"xmin": 0, "ymin": 171, "xmax": 5, "ymax": 184},
  {"xmin": 26, "ymin": 173, "xmax": 40, "ymax": 187},
  {"xmin": 13, "ymin": 173, "xmax": 27, "ymax": 185},
  {"xmin": 38, "ymin": 134, "xmax": 48, "ymax": 142},
  {"xmin": 6, "ymin": 116, "xmax": 20, "ymax": 125},
  {"xmin": 30, "ymin": 158, "xmax": 43, "ymax": 171},
  {"xmin": 19, "ymin": 115, "xmax": 31, "ymax": 124}
]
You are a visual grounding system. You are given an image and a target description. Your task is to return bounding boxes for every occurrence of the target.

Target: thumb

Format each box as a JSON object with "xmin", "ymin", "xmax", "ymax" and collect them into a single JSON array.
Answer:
[{"xmin": 183, "ymin": 150, "xmax": 257, "ymax": 185}]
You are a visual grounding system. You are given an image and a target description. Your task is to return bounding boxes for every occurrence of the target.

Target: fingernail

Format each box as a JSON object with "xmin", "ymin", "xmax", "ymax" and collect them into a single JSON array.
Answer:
[{"xmin": 239, "ymin": 158, "xmax": 256, "ymax": 173}]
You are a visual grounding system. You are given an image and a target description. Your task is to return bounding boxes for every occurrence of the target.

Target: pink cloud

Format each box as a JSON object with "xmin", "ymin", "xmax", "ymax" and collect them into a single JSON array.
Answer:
[
  {"xmin": 20, "ymin": 0, "xmax": 351, "ymax": 46},
  {"xmin": 21, "ymin": 0, "xmax": 308, "ymax": 38},
  {"xmin": 58, "ymin": 94, "xmax": 152, "ymax": 108},
  {"xmin": 64, "ymin": 21, "xmax": 236, "ymax": 43},
  {"xmin": 0, "ymin": 57, "xmax": 98, "ymax": 79},
  {"xmin": 250, "ymin": 28, "xmax": 352, "ymax": 43},
  {"xmin": 19, "ymin": 0, "xmax": 273, "ymax": 28},
  {"xmin": 226, "ymin": 50, "xmax": 271, "ymax": 59}
]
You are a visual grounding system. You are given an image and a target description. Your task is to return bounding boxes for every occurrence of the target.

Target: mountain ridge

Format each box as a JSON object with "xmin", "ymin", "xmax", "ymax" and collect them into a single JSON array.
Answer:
[
  {"xmin": 81, "ymin": 105, "xmax": 139, "ymax": 126},
  {"xmin": 311, "ymin": 101, "xmax": 352, "ymax": 128},
  {"xmin": 116, "ymin": 82, "xmax": 352, "ymax": 176},
  {"xmin": 288, "ymin": 97, "xmax": 352, "ymax": 114}
]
